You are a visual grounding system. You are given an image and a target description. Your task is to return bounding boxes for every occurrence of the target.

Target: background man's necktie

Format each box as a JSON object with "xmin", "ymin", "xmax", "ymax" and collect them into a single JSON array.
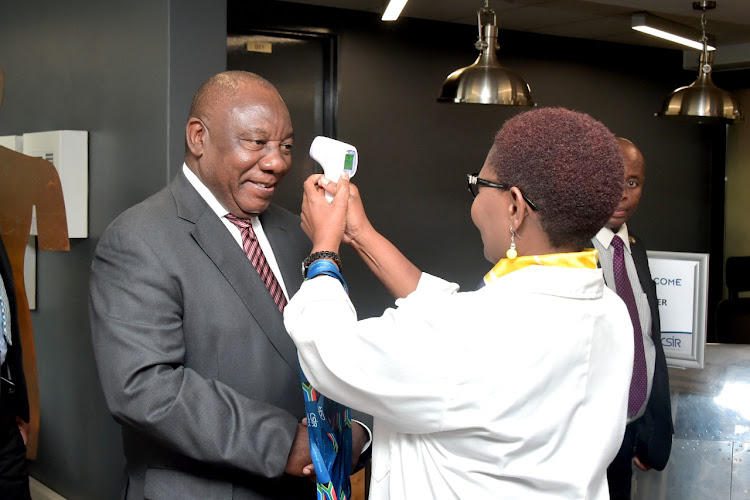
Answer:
[
  {"xmin": 225, "ymin": 214, "xmax": 286, "ymax": 312},
  {"xmin": 611, "ymin": 235, "xmax": 648, "ymax": 417}
]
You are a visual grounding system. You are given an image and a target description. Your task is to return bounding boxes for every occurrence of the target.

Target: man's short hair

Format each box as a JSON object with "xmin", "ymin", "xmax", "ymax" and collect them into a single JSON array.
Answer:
[
  {"xmin": 184, "ymin": 71, "xmax": 278, "ymax": 156},
  {"xmin": 489, "ymin": 107, "xmax": 624, "ymax": 249},
  {"xmin": 188, "ymin": 71, "xmax": 277, "ymax": 124}
]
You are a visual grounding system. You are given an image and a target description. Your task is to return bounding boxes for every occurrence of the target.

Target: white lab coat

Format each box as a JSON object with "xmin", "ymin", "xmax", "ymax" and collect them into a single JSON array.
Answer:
[{"xmin": 285, "ymin": 265, "xmax": 633, "ymax": 499}]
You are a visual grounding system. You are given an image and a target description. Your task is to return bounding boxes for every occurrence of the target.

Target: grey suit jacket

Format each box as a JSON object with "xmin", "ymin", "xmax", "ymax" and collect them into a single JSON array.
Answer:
[{"xmin": 90, "ymin": 172, "xmax": 314, "ymax": 499}]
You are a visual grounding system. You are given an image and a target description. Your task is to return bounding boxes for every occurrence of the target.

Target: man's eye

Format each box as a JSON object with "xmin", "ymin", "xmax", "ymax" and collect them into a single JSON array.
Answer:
[
  {"xmin": 243, "ymin": 139, "xmax": 265, "ymax": 149},
  {"xmin": 281, "ymin": 143, "xmax": 293, "ymax": 153}
]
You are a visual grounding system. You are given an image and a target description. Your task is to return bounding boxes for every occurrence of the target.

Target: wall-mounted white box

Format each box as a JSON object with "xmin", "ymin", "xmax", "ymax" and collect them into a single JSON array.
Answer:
[
  {"xmin": 22, "ymin": 130, "xmax": 88, "ymax": 238},
  {"xmin": 0, "ymin": 135, "xmax": 23, "ymax": 151}
]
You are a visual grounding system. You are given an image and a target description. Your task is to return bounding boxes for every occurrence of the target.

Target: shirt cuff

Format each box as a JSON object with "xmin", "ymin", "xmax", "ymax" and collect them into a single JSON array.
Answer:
[{"xmin": 352, "ymin": 418, "xmax": 373, "ymax": 453}]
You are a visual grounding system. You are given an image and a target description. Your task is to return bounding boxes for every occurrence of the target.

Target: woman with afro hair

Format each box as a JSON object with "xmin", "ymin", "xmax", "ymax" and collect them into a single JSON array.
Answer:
[{"xmin": 285, "ymin": 107, "xmax": 633, "ymax": 499}]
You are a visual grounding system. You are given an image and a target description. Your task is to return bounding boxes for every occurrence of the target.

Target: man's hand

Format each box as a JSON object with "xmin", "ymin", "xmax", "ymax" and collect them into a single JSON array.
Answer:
[
  {"xmin": 16, "ymin": 417, "xmax": 28, "ymax": 446},
  {"xmin": 633, "ymin": 455, "xmax": 651, "ymax": 471},
  {"xmin": 285, "ymin": 422, "xmax": 313, "ymax": 477}
]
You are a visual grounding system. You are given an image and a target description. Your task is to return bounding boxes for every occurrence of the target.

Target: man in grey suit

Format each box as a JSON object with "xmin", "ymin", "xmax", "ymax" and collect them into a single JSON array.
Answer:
[
  {"xmin": 592, "ymin": 138, "xmax": 672, "ymax": 499},
  {"xmin": 90, "ymin": 71, "xmax": 368, "ymax": 499}
]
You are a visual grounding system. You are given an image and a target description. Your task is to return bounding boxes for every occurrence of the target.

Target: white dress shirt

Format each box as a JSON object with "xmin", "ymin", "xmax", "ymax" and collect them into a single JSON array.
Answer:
[
  {"xmin": 285, "ymin": 265, "xmax": 633, "ymax": 499},
  {"xmin": 593, "ymin": 225, "xmax": 656, "ymax": 421},
  {"xmin": 182, "ymin": 164, "xmax": 289, "ymax": 300}
]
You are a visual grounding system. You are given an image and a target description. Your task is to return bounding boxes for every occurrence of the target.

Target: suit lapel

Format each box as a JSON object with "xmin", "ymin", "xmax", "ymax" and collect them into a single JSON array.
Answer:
[
  {"xmin": 629, "ymin": 236, "xmax": 651, "ymax": 296},
  {"xmin": 628, "ymin": 234, "xmax": 661, "ymax": 337},
  {"xmin": 260, "ymin": 206, "xmax": 304, "ymax": 298},
  {"xmin": 170, "ymin": 173, "xmax": 300, "ymax": 372}
]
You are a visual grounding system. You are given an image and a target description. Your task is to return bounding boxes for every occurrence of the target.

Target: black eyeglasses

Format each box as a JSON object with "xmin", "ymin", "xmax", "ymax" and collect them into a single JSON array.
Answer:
[{"xmin": 466, "ymin": 173, "xmax": 538, "ymax": 211}]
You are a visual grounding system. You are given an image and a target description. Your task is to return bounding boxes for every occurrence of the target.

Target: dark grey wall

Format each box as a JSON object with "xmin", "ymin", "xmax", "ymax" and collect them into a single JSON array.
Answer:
[
  {"xmin": 0, "ymin": 0, "xmax": 225, "ymax": 498},
  {"xmin": 232, "ymin": 2, "xmax": 717, "ymax": 319}
]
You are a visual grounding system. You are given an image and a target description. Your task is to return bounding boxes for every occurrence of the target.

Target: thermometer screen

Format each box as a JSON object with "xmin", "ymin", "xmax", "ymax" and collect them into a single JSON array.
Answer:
[{"xmin": 344, "ymin": 151, "xmax": 356, "ymax": 172}]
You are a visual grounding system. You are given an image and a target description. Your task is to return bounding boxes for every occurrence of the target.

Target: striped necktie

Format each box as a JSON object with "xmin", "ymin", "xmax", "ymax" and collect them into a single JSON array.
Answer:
[
  {"xmin": 225, "ymin": 214, "xmax": 286, "ymax": 312},
  {"xmin": 226, "ymin": 213, "xmax": 352, "ymax": 499}
]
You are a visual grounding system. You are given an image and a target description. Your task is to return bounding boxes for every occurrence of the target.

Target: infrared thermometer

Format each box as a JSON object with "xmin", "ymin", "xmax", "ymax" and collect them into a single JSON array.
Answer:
[{"xmin": 309, "ymin": 136, "xmax": 358, "ymax": 201}]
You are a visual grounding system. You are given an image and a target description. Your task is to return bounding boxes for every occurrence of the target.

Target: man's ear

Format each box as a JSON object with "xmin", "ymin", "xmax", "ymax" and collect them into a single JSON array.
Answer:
[{"xmin": 186, "ymin": 117, "xmax": 206, "ymax": 158}]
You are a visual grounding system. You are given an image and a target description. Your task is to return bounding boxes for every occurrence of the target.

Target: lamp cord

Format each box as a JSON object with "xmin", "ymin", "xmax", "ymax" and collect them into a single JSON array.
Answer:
[{"xmin": 700, "ymin": 8, "xmax": 711, "ymax": 74}]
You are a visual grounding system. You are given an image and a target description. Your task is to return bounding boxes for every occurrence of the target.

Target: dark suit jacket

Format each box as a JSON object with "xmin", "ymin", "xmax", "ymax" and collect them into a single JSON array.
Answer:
[
  {"xmin": 627, "ymin": 233, "xmax": 673, "ymax": 471},
  {"xmin": 597, "ymin": 232, "xmax": 673, "ymax": 474},
  {"xmin": 90, "ymin": 172, "xmax": 315, "ymax": 499},
  {"xmin": 0, "ymin": 232, "xmax": 29, "ymax": 423}
]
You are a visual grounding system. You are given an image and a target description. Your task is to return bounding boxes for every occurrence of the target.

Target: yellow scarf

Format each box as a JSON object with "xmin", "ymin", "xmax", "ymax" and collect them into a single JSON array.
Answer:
[{"xmin": 483, "ymin": 249, "xmax": 599, "ymax": 286}]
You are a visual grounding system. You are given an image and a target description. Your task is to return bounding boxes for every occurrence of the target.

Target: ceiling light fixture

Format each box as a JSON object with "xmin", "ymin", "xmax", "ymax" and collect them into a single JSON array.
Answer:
[
  {"xmin": 656, "ymin": 1, "xmax": 742, "ymax": 124},
  {"xmin": 631, "ymin": 12, "xmax": 716, "ymax": 51},
  {"xmin": 437, "ymin": 0, "xmax": 534, "ymax": 106},
  {"xmin": 382, "ymin": 0, "xmax": 408, "ymax": 21}
]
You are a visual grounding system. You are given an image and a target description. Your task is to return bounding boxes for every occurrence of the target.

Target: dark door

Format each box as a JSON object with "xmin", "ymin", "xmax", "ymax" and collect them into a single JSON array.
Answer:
[{"xmin": 227, "ymin": 31, "xmax": 336, "ymax": 214}]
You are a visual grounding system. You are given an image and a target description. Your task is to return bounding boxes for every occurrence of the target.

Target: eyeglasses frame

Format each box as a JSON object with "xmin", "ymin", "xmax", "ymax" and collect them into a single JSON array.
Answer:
[{"xmin": 466, "ymin": 173, "xmax": 538, "ymax": 211}]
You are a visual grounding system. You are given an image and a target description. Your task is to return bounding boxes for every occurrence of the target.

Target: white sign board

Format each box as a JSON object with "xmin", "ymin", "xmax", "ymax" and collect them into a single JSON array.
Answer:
[{"xmin": 647, "ymin": 251, "xmax": 708, "ymax": 369}]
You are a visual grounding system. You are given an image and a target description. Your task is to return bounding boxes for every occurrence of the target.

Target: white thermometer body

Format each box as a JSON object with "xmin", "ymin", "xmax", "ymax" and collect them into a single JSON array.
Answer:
[{"xmin": 309, "ymin": 136, "xmax": 358, "ymax": 201}]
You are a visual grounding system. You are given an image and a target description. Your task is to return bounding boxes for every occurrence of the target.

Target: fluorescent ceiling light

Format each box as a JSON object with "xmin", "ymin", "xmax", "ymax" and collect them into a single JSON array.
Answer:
[
  {"xmin": 632, "ymin": 12, "xmax": 716, "ymax": 51},
  {"xmin": 382, "ymin": 0, "xmax": 408, "ymax": 21}
]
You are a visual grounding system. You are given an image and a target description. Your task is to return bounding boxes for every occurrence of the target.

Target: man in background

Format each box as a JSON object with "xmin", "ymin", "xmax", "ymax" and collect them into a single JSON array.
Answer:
[
  {"xmin": 90, "ymin": 71, "xmax": 368, "ymax": 499},
  {"xmin": 1, "ymin": 66, "xmax": 31, "ymax": 500},
  {"xmin": 592, "ymin": 137, "xmax": 673, "ymax": 499},
  {"xmin": 0, "ymin": 66, "xmax": 70, "ymax": 459},
  {"xmin": 0, "ymin": 232, "xmax": 30, "ymax": 500}
]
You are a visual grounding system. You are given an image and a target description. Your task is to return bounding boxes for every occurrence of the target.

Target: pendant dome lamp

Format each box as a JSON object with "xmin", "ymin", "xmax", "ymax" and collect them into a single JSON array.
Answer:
[
  {"xmin": 437, "ymin": 0, "xmax": 534, "ymax": 106},
  {"xmin": 656, "ymin": 1, "xmax": 742, "ymax": 124}
]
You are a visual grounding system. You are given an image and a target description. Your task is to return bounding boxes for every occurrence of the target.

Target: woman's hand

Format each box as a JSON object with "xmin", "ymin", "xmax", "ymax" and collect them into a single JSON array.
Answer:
[
  {"xmin": 314, "ymin": 174, "xmax": 421, "ymax": 298},
  {"xmin": 314, "ymin": 175, "xmax": 373, "ymax": 247},
  {"xmin": 301, "ymin": 174, "xmax": 349, "ymax": 253}
]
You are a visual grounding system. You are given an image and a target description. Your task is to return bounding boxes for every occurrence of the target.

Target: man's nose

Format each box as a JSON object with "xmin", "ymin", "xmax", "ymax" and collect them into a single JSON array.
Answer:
[{"xmin": 259, "ymin": 146, "xmax": 289, "ymax": 172}]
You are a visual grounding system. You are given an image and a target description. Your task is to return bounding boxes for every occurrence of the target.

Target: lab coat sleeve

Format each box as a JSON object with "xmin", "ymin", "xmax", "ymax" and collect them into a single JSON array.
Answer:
[{"xmin": 284, "ymin": 273, "xmax": 459, "ymax": 434}]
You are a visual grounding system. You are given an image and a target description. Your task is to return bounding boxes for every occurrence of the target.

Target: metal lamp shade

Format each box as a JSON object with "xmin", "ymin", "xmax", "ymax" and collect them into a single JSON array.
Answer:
[
  {"xmin": 438, "ymin": 52, "xmax": 534, "ymax": 105},
  {"xmin": 657, "ymin": 31, "xmax": 742, "ymax": 124},
  {"xmin": 657, "ymin": 76, "xmax": 742, "ymax": 124},
  {"xmin": 438, "ymin": 22, "xmax": 534, "ymax": 106}
]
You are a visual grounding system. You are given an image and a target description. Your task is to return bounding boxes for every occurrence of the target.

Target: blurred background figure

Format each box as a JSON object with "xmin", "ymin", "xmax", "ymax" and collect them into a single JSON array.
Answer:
[{"xmin": 1, "ymin": 231, "xmax": 31, "ymax": 500}]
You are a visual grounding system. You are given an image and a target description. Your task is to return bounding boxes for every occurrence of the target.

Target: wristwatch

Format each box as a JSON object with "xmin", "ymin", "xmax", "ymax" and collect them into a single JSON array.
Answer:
[{"xmin": 302, "ymin": 251, "xmax": 342, "ymax": 278}]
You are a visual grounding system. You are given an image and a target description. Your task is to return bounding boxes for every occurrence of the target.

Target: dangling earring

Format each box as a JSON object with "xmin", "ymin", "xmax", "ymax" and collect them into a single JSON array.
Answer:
[{"xmin": 506, "ymin": 227, "xmax": 518, "ymax": 260}]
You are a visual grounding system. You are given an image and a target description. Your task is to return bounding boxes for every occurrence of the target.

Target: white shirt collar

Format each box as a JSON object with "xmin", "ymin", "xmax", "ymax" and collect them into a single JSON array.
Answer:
[
  {"xmin": 594, "ymin": 223, "xmax": 631, "ymax": 252},
  {"xmin": 182, "ymin": 163, "xmax": 230, "ymax": 219},
  {"xmin": 181, "ymin": 164, "xmax": 289, "ymax": 298}
]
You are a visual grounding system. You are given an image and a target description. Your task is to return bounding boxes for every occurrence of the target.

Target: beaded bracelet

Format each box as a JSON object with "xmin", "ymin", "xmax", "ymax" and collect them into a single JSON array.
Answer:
[{"xmin": 302, "ymin": 250, "xmax": 341, "ymax": 278}]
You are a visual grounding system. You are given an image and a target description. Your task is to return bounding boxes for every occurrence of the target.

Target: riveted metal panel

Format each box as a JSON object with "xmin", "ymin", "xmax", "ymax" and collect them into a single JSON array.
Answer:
[{"xmin": 733, "ymin": 442, "xmax": 750, "ymax": 498}]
